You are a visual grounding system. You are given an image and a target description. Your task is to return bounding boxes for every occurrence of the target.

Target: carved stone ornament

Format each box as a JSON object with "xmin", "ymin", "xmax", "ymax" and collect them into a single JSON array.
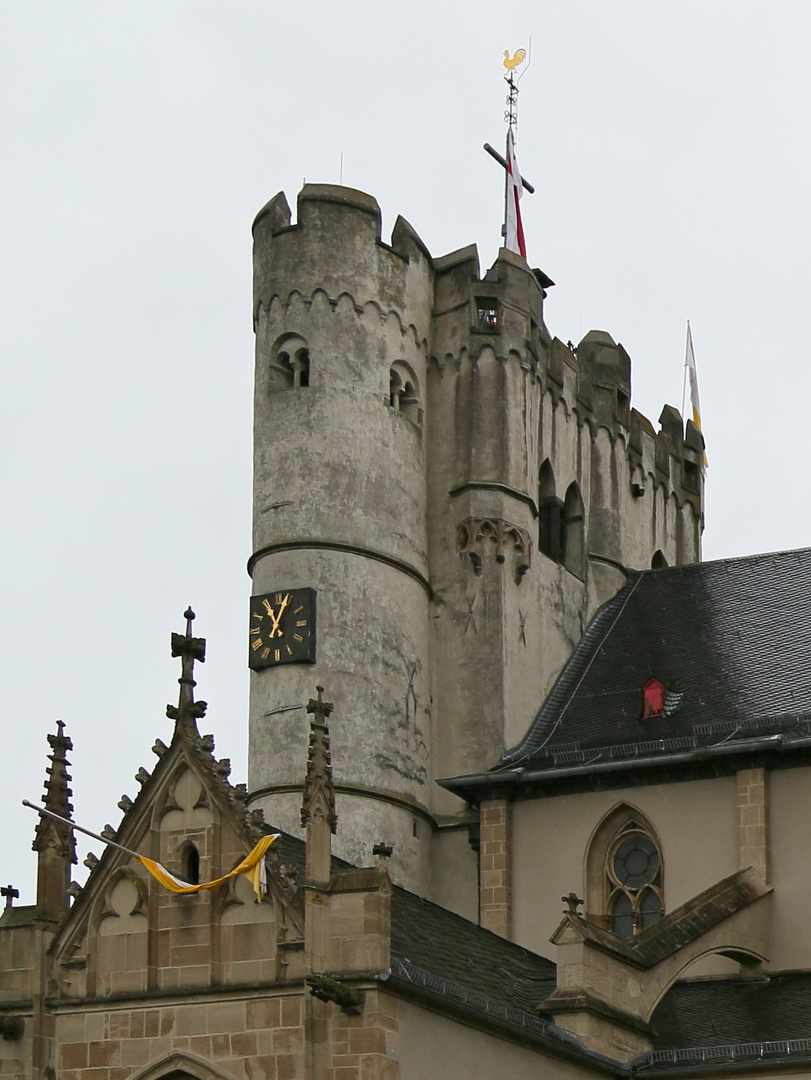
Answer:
[{"xmin": 456, "ymin": 517, "xmax": 531, "ymax": 584}]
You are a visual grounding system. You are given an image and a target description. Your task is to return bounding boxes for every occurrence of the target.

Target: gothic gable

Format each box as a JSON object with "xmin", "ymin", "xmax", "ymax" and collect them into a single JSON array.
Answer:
[{"xmin": 51, "ymin": 727, "xmax": 302, "ymax": 1000}]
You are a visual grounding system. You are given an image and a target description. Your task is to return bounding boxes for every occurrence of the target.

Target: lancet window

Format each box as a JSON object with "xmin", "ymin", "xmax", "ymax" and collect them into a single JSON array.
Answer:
[{"xmin": 180, "ymin": 841, "xmax": 200, "ymax": 886}]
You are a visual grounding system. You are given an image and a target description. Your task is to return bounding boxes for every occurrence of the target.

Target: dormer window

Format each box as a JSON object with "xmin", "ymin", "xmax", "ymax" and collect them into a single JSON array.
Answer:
[{"xmin": 642, "ymin": 677, "xmax": 665, "ymax": 719}]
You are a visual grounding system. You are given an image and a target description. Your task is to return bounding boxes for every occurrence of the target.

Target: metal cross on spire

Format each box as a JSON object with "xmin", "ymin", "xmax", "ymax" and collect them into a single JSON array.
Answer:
[{"xmin": 166, "ymin": 607, "xmax": 208, "ymax": 737}]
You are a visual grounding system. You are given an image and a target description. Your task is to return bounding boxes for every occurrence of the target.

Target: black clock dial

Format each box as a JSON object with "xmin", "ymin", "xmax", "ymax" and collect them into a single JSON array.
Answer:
[{"xmin": 249, "ymin": 587, "xmax": 316, "ymax": 669}]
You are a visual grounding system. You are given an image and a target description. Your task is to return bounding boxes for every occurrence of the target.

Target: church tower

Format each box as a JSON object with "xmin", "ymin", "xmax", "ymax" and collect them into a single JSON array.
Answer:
[
  {"xmin": 246, "ymin": 183, "xmax": 704, "ymax": 904},
  {"xmin": 248, "ymin": 186, "xmax": 436, "ymax": 895}
]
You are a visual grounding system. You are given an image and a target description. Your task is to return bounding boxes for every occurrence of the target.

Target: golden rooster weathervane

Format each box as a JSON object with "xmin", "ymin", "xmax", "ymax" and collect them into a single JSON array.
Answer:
[{"xmin": 503, "ymin": 48, "xmax": 527, "ymax": 73}]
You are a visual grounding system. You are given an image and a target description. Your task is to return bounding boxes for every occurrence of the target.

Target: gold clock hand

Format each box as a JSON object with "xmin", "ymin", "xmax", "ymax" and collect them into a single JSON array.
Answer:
[{"xmin": 268, "ymin": 593, "xmax": 291, "ymax": 638}]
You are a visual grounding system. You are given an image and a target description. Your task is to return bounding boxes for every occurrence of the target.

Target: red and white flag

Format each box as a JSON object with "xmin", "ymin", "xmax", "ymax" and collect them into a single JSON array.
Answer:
[{"xmin": 505, "ymin": 128, "xmax": 527, "ymax": 259}]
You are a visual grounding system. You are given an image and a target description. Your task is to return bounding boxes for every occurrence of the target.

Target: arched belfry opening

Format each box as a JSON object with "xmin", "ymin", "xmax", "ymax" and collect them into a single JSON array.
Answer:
[
  {"xmin": 270, "ymin": 333, "xmax": 310, "ymax": 391},
  {"xmin": 389, "ymin": 360, "xmax": 422, "ymax": 426}
]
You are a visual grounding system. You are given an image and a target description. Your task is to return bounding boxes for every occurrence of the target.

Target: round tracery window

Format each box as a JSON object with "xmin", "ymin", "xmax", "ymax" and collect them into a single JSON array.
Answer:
[
  {"xmin": 605, "ymin": 828, "xmax": 663, "ymax": 939},
  {"xmin": 613, "ymin": 835, "xmax": 659, "ymax": 888}
]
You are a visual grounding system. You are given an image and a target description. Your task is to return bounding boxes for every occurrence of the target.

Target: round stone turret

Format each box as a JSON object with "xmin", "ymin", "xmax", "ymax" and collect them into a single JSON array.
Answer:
[{"xmin": 248, "ymin": 185, "xmax": 435, "ymax": 893}]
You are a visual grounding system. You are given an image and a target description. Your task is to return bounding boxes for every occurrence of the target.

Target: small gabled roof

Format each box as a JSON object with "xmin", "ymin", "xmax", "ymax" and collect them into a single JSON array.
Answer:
[{"xmin": 442, "ymin": 547, "xmax": 811, "ymax": 800}]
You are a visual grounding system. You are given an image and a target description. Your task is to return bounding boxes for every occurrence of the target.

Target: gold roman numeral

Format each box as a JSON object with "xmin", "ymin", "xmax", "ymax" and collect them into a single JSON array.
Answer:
[{"xmin": 251, "ymin": 638, "xmax": 264, "ymax": 651}]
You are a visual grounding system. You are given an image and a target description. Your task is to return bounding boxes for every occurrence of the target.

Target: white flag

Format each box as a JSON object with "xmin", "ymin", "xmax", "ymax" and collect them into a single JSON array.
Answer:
[{"xmin": 505, "ymin": 129, "xmax": 527, "ymax": 259}]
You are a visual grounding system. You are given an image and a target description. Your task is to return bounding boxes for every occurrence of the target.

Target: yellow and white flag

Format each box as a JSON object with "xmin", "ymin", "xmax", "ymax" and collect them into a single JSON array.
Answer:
[
  {"xmin": 685, "ymin": 321, "xmax": 707, "ymax": 468},
  {"xmin": 137, "ymin": 834, "xmax": 277, "ymax": 901}
]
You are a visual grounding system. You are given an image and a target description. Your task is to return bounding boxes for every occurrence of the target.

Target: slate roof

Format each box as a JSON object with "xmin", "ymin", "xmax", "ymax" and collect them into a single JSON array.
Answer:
[
  {"xmin": 475, "ymin": 547, "xmax": 811, "ymax": 782},
  {"xmin": 390, "ymin": 887, "xmax": 556, "ymax": 1013},
  {"xmin": 650, "ymin": 971, "xmax": 811, "ymax": 1050}
]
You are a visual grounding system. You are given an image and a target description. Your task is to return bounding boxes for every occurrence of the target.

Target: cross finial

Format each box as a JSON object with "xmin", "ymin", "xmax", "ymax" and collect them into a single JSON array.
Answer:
[
  {"xmin": 306, "ymin": 685, "xmax": 334, "ymax": 725},
  {"xmin": 166, "ymin": 608, "xmax": 207, "ymax": 737},
  {"xmin": 562, "ymin": 892, "xmax": 584, "ymax": 915},
  {"xmin": 1, "ymin": 885, "xmax": 19, "ymax": 908}
]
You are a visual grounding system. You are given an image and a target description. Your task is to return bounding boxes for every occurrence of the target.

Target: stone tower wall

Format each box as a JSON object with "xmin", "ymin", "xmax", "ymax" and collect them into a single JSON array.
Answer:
[{"xmin": 249, "ymin": 186, "xmax": 436, "ymax": 893}]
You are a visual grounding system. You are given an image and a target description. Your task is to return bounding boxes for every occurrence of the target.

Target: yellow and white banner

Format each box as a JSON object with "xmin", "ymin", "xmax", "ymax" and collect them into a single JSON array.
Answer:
[
  {"xmin": 137, "ymin": 834, "xmax": 277, "ymax": 901},
  {"xmin": 685, "ymin": 321, "xmax": 708, "ymax": 468}
]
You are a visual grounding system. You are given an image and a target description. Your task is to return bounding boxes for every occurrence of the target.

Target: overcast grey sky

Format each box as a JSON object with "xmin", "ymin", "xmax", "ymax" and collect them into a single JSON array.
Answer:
[{"xmin": 2, "ymin": 1, "xmax": 808, "ymax": 901}]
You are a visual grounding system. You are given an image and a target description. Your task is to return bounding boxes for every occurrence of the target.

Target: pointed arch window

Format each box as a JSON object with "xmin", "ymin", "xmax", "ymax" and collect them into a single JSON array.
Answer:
[
  {"xmin": 585, "ymin": 804, "xmax": 664, "ymax": 939},
  {"xmin": 180, "ymin": 842, "xmax": 200, "ymax": 886},
  {"xmin": 538, "ymin": 460, "xmax": 563, "ymax": 561},
  {"xmin": 562, "ymin": 482, "xmax": 585, "ymax": 577}
]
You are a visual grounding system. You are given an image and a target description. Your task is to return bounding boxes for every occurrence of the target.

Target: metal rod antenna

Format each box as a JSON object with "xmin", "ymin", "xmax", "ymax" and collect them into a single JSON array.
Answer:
[
  {"xmin": 22, "ymin": 799, "xmax": 138, "ymax": 858},
  {"xmin": 517, "ymin": 35, "xmax": 532, "ymax": 83}
]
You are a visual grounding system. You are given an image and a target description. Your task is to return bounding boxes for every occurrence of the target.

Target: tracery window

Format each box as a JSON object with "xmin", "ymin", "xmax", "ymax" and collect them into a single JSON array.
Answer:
[
  {"xmin": 605, "ymin": 823, "xmax": 664, "ymax": 938},
  {"xmin": 585, "ymin": 804, "xmax": 665, "ymax": 939}
]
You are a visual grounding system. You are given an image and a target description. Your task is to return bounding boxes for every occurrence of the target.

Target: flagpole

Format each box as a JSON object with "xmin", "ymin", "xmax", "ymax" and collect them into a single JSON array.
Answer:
[
  {"xmin": 681, "ymin": 320, "xmax": 690, "ymax": 423},
  {"xmin": 22, "ymin": 799, "xmax": 138, "ymax": 858}
]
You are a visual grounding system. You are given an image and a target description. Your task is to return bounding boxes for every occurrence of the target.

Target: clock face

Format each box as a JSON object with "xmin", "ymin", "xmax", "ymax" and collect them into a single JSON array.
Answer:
[{"xmin": 248, "ymin": 588, "xmax": 316, "ymax": 669}]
